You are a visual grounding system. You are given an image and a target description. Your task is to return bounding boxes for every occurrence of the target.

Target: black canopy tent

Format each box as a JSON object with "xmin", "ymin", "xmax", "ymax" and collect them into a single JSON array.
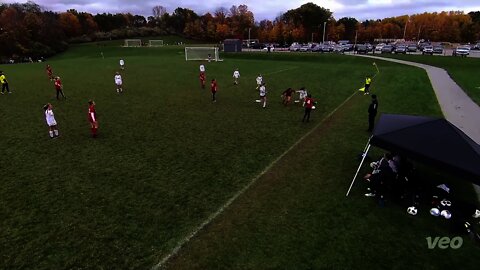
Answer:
[{"xmin": 346, "ymin": 114, "xmax": 480, "ymax": 196}]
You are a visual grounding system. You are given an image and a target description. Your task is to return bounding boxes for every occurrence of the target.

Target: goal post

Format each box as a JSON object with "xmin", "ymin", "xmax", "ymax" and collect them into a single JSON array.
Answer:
[
  {"xmin": 149, "ymin": 40, "xmax": 164, "ymax": 47},
  {"xmin": 185, "ymin": 47, "xmax": 220, "ymax": 61},
  {"xmin": 124, "ymin": 39, "xmax": 142, "ymax": 47}
]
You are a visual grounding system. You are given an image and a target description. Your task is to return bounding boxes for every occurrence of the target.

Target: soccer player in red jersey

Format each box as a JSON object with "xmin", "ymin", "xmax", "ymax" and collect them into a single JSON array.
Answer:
[
  {"xmin": 211, "ymin": 78, "xmax": 217, "ymax": 102},
  {"xmin": 199, "ymin": 72, "xmax": 206, "ymax": 89},
  {"xmin": 88, "ymin": 100, "xmax": 98, "ymax": 138},
  {"xmin": 46, "ymin": 65, "xmax": 53, "ymax": 81},
  {"xmin": 282, "ymin": 87, "xmax": 294, "ymax": 106},
  {"xmin": 54, "ymin": 76, "xmax": 66, "ymax": 100},
  {"xmin": 302, "ymin": 94, "xmax": 315, "ymax": 122}
]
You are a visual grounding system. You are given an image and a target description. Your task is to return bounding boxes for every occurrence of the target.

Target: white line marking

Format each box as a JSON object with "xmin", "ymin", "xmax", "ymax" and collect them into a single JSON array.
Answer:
[
  {"xmin": 152, "ymin": 90, "xmax": 358, "ymax": 270},
  {"xmin": 264, "ymin": 67, "xmax": 298, "ymax": 76}
]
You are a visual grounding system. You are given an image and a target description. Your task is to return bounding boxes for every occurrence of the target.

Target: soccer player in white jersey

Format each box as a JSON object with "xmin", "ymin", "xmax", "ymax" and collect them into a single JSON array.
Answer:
[
  {"xmin": 114, "ymin": 72, "xmax": 123, "ymax": 93},
  {"xmin": 119, "ymin": 59, "xmax": 125, "ymax": 70},
  {"xmin": 259, "ymin": 82, "xmax": 267, "ymax": 108},
  {"xmin": 296, "ymin": 87, "xmax": 308, "ymax": 105},
  {"xmin": 44, "ymin": 103, "xmax": 59, "ymax": 138},
  {"xmin": 199, "ymin": 64, "xmax": 205, "ymax": 74},
  {"xmin": 233, "ymin": 68, "xmax": 240, "ymax": 85},
  {"xmin": 255, "ymin": 74, "xmax": 263, "ymax": 90}
]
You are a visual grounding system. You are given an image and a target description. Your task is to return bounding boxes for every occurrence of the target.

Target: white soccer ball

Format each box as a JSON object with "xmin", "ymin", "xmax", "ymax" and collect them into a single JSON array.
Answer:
[
  {"xmin": 430, "ymin": 208, "xmax": 440, "ymax": 216},
  {"xmin": 407, "ymin": 206, "xmax": 418, "ymax": 215},
  {"xmin": 441, "ymin": 210, "xmax": 452, "ymax": 219},
  {"xmin": 312, "ymin": 106, "xmax": 316, "ymax": 110},
  {"xmin": 473, "ymin": 209, "xmax": 480, "ymax": 219},
  {"xmin": 440, "ymin": 199, "xmax": 452, "ymax": 207}
]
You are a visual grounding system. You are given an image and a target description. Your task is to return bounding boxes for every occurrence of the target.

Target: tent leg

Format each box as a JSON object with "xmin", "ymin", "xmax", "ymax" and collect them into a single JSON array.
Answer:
[{"xmin": 346, "ymin": 144, "xmax": 371, "ymax": 197}]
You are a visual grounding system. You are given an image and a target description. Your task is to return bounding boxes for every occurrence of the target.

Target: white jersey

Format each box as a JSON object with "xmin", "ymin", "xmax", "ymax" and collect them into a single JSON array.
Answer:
[
  {"xmin": 233, "ymin": 70, "xmax": 240, "ymax": 78},
  {"xmin": 259, "ymin": 85, "xmax": 266, "ymax": 97},
  {"xmin": 199, "ymin": 65, "xmax": 205, "ymax": 72},
  {"xmin": 114, "ymin": 74, "xmax": 122, "ymax": 85},
  {"xmin": 45, "ymin": 109, "xmax": 57, "ymax": 126},
  {"xmin": 297, "ymin": 89, "xmax": 308, "ymax": 100},
  {"xmin": 119, "ymin": 59, "xmax": 125, "ymax": 66},
  {"xmin": 256, "ymin": 76, "xmax": 263, "ymax": 85}
]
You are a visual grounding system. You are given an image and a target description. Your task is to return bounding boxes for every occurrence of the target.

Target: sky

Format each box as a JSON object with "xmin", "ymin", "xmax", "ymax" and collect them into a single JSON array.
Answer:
[{"xmin": 3, "ymin": 0, "xmax": 480, "ymax": 21}]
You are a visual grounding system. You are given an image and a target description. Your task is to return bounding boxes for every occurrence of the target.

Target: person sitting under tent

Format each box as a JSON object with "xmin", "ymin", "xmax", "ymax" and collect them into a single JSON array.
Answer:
[{"xmin": 364, "ymin": 153, "xmax": 395, "ymax": 198}]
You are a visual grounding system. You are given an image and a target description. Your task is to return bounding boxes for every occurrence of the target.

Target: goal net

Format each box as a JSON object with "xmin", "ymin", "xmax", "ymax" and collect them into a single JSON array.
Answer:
[
  {"xmin": 149, "ymin": 40, "xmax": 164, "ymax": 47},
  {"xmin": 185, "ymin": 47, "xmax": 220, "ymax": 61},
  {"xmin": 124, "ymin": 39, "xmax": 142, "ymax": 47}
]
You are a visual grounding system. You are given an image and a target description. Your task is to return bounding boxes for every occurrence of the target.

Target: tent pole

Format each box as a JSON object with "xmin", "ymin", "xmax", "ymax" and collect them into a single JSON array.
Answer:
[{"xmin": 346, "ymin": 143, "xmax": 371, "ymax": 197}]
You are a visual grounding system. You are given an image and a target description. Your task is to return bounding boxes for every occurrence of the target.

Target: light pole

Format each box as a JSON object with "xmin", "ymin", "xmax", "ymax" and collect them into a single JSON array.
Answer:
[
  {"xmin": 248, "ymin": 27, "xmax": 251, "ymax": 50},
  {"xmin": 322, "ymin": 21, "xmax": 327, "ymax": 43},
  {"xmin": 403, "ymin": 17, "xmax": 409, "ymax": 40}
]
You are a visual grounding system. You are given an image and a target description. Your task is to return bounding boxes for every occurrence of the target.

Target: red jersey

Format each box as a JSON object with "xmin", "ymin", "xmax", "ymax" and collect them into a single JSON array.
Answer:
[
  {"xmin": 46, "ymin": 66, "xmax": 52, "ymax": 76},
  {"xmin": 54, "ymin": 79, "xmax": 62, "ymax": 90},
  {"xmin": 199, "ymin": 72, "xmax": 205, "ymax": 82},
  {"xmin": 210, "ymin": 81, "xmax": 217, "ymax": 92},
  {"xmin": 304, "ymin": 97, "xmax": 314, "ymax": 109},
  {"xmin": 88, "ymin": 105, "xmax": 97, "ymax": 122}
]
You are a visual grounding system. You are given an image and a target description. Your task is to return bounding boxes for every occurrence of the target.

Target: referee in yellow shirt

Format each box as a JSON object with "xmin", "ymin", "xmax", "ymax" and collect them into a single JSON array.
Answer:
[
  {"xmin": 0, "ymin": 71, "xmax": 11, "ymax": 94},
  {"xmin": 364, "ymin": 75, "xmax": 372, "ymax": 95}
]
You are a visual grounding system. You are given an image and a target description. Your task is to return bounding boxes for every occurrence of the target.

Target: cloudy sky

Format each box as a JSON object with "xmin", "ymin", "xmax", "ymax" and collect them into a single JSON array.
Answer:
[{"xmin": 4, "ymin": 0, "xmax": 480, "ymax": 20}]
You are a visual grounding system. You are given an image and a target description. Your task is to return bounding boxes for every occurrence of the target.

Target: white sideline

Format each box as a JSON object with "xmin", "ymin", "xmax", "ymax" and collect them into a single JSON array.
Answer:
[{"xmin": 151, "ymin": 90, "xmax": 358, "ymax": 270}]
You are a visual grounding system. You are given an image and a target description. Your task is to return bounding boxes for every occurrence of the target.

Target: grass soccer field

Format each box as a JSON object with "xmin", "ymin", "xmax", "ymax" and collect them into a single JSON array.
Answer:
[
  {"xmin": 376, "ymin": 53, "xmax": 480, "ymax": 106},
  {"xmin": 0, "ymin": 43, "xmax": 478, "ymax": 269}
]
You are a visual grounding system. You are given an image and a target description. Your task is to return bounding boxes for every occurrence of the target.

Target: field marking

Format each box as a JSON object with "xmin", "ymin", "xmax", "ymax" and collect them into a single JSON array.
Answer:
[
  {"xmin": 152, "ymin": 90, "xmax": 358, "ymax": 270},
  {"xmin": 263, "ymin": 67, "xmax": 299, "ymax": 76}
]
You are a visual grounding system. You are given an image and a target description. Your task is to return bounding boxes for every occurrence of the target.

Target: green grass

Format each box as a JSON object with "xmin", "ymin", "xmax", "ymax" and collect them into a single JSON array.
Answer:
[
  {"xmin": 374, "ymin": 53, "xmax": 480, "ymax": 105},
  {"xmin": 163, "ymin": 54, "xmax": 480, "ymax": 270},
  {"xmin": 0, "ymin": 45, "xmax": 478, "ymax": 269}
]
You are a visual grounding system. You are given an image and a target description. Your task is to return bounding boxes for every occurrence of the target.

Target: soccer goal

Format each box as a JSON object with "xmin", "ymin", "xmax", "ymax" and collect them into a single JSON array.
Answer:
[
  {"xmin": 185, "ymin": 47, "xmax": 220, "ymax": 61},
  {"xmin": 149, "ymin": 40, "xmax": 164, "ymax": 47},
  {"xmin": 124, "ymin": 39, "xmax": 142, "ymax": 47}
]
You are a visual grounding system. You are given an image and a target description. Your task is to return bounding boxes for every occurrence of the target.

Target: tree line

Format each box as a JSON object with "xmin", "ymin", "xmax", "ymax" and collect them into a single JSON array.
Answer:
[{"xmin": 1, "ymin": 1, "xmax": 479, "ymax": 60}]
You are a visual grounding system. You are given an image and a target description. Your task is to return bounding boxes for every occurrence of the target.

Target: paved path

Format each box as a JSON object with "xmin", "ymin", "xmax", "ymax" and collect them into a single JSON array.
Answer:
[{"xmin": 354, "ymin": 54, "xmax": 480, "ymax": 199}]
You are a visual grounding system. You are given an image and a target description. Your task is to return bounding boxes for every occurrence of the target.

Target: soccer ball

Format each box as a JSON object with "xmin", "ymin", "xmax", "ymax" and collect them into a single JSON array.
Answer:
[
  {"xmin": 440, "ymin": 199, "xmax": 451, "ymax": 207},
  {"xmin": 430, "ymin": 208, "xmax": 440, "ymax": 216},
  {"xmin": 473, "ymin": 209, "xmax": 480, "ymax": 218},
  {"xmin": 441, "ymin": 210, "xmax": 452, "ymax": 219},
  {"xmin": 407, "ymin": 206, "xmax": 418, "ymax": 215},
  {"xmin": 312, "ymin": 106, "xmax": 316, "ymax": 109}
]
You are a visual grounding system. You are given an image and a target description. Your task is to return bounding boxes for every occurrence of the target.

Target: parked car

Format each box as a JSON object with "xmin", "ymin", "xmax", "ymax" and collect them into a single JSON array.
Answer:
[
  {"xmin": 394, "ymin": 45, "xmax": 407, "ymax": 54},
  {"xmin": 433, "ymin": 45, "xmax": 444, "ymax": 54},
  {"xmin": 471, "ymin": 43, "xmax": 480, "ymax": 50},
  {"xmin": 311, "ymin": 44, "xmax": 322, "ymax": 52},
  {"xmin": 422, "ymin": 45, "xmax": 434, "ymax": 55},
  {"xmin": 407, "ymin": 44, "xmax": 417, "ymax": 52},
  {"xmin": 452, "ymin": 45, "xmax": 470, "ymax": 57},
  {"xmin": 289, "ymin": 43, "xmax": 301, "ymax": 51},
  {"xmin": 356, "ymin": 44, "xmax": 368, "ymax": 54},
  {"xmin": 365, "ymin": 43, "xmax": 373, "ymax": 52},
  {"xmin": 251, "ymin": 43, "xmax": 265, "ymax": 49},
  {"xmin": 321, "ymin": 44, "xmax": 334, "ymax": 52},
  {"xmin": 375, "ymin": 43, "xmax": 385, "ymax": 52},
  {"xmin": 299, "ymin": 44, "xmax": 311, "ymax": 52},
  {"xmin": 381, "ymin": 45, "xmax": 394, "ymax": 53},
  {"xmin": 262, "ymin": 45, "xmax": 275, "ymax": 52},
  {"xmin": 342, "ymin": 43, "xmax": 354, "ymax": 51},
  {"xmin": 418, "ymin": 42, "xmax": 431, "ymax": 51},
  {"xmin": 333, "ymin": 45, "xmax": 345, "ymax": 53}
]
